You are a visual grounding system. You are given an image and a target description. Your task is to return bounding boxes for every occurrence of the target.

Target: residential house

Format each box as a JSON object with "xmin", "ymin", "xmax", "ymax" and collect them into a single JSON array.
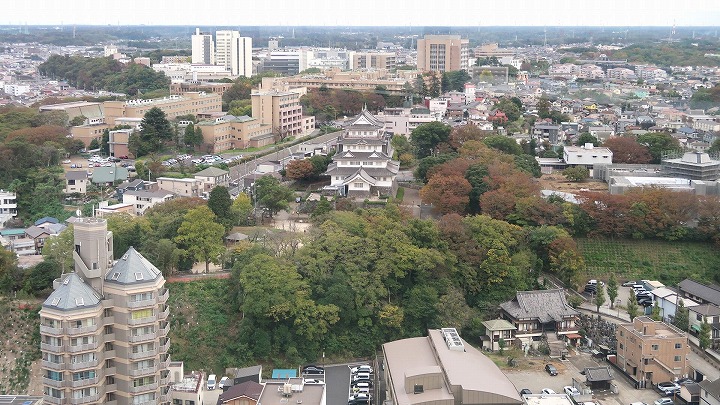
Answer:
[
  {"xmin": 90, "ymin": 166, "xmax": 129, "ymax": 186},
  {"xmin": 217, "ymin": 380, "xmax": 264, "ymax": 405},
  {"xmin": 65, "ymin": 171, "xmax": 88, "ymax": 194},
  {"xmin": 325, "ymin": 109, "xmax": 400, "ymax": 197},
  {"xmin": 122, "ymin": 190, "xmax": 174, "ymax": 216},
  {"xmin": 194, "ymin": 167, "xmax": 230, "ymax": 194},
  {"xmin": 688, "ymin": 304, "xmax": 720, "ymax": 348},
  {"xmin": 700, "ymin": 378, "xmax": 720, "ymax": 405},
  {"xmin": 169, "ymin": 369, "xmax": 204, "ymax": 405},
  {"xmin": 259, "ymin": 378, "xmax": 325, "ymax": 405},
  {"xmin": 25, "ymin": 225, "xmax": 52, "ymax": 254},
  {"xmin": 650, "ymin": 287, "xmax": 700, "ymax": 324},
  {"xmin": 615, "ymin": 316, "xmax": 688, "ymax": 386},
  {"xmin": 563, "ymin": 144, "xmax": 613, "ymax": 169},
  {"xmin": 681, "ymin": 383, "xmax": 702, "ymax": 405},
  {"xmin": 532, "ymin": 123, "xmax": 562, "ymax": 144},
  {"xmin": 584, "ymin": 367, "xmax": 614, "ymax": 391},
  {"xmin": 115, "ymin": 179, "xmax": 150, "ymax": 201},
  {"xmin": 499, "ymin": 289, "xmax": 580, "ymax": 348},
  {"xmin": 678, "ymin": 279, "xmax": 720, "ymax": 307},
  {"xmin": 481, "ymin": 319, "xmax": 516, "ymax": 352},
  {"xmin": 156, "ymin": 177, "xmax": 200, "ymax": 198},
  {"xmin": 381, "ymin": 107, "xmax": 440, "ymax": 136},
  {"xmin": 34, "ymin": 217, "xmax": 59, "ymax": 229},
  {"xmin": 588, "ymin": 125, "xmax": 615, "ymax": 142}
]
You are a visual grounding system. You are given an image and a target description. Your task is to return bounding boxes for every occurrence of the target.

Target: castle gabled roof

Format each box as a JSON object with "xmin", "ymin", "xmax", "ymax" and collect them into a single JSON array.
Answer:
[
  {"xmin": 106, "ymin": 247, "xmax": 162, "ymax": 285},
  {"xmin": 43, "ymin": 272, "xmax": 102, "ymax": 311},
  {"xmin": 348, "ymin": 108, "xmax": 384, "ymax": 128},
  {"xmin": 342, "ymin": 167, "xmax": 377, "ymax": 186}
]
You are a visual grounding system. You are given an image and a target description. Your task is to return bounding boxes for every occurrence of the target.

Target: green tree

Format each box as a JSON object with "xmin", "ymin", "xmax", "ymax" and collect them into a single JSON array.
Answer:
[
  {"xmin": 101, "ymin": 129, "xmax": 110, "ymax": 156},
  {"xmin": 0, "ymin": 248, "xmax": 19, "ymax": 293},
  {"xmin": 514, "ymin": 155, "xmax": 541, "ymax": 178},
  {"xmin": 69, "ymin": 115, "xmax": 87, "ymax": 126},
  {"xmin": 23, "ymin": 259, "xmax": 60, "ymax": 294},
  {"xmin": 607, "ymin": 273, "xmax": 618, "ymax": 309},
  {"xmin": 595, "ymin": 283, "xmax": 606, "ymax": 312},
  {"xmin": 483, "ymin": 135, "xmax": 523, "ymax": 155},
  {"xmin": 232, "ymin": 193, "xmax": 254, "ymax": 226},
  {"xmin": 673, "ymin": 299, "xmax": 689, "ymax": 332},
  {"xmin": 42, "ymin": 225, "xmax": 74, "ymax": 274},
  {"xmin": 637, "ymin": 132, "xmax": 681, "ymax": 164},
  {"xmin": 699, "ymin": 320, "xmax": 711, "ymax": 349},
  {"xmin": 254, "ymin": 175, "xmax": 294, "ymax": 217},
  {"xmin": 627, "ymin": 289, "xmax": 639, "ymax": 321},
  {"xmin": 137, "ymin": 107, "xmax": 173, "ymax": 156},
  {"xmin": 651, "ymin": 301, "xmax": 662, "ymax": 321},
  {"xmin": 576, "ymin": 133, "xmax": 600, "ymax": 146},
  {"xmin": 208, "ymin": 186, "xmax": 234, "ymax": 230},
  {"xmin": 174, "ymin": 206, "xmax": 226, "ymax": 273},
  {"xmin": 311, "ymin": 196, "xmax": 332, "ymax": 219},
  {"xmin": 410, "ymin": 122, "xmax": 452, "ymax": 158},
  {"xmin": 563, "ymin": 166, "xmax": 589, "ymax": 182}
]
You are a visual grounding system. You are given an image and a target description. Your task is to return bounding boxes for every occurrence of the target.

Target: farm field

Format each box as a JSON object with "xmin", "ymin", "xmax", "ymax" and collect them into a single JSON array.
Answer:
[{"xmin": 577, "ymin": 238, "xmax": 720, "ymax": 286}]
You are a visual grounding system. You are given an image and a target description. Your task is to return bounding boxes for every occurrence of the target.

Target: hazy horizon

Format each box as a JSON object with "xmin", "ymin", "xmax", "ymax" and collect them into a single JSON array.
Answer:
[{"xmin": 6, "ymin": 0, "xmax": 720, "ymax": 27}]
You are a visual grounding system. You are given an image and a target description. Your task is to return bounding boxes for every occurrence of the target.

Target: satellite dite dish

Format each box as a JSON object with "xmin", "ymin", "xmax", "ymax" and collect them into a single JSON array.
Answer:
[{"xmin": 76, "ymin": 209, "xmax": 82, "ymax": 217}]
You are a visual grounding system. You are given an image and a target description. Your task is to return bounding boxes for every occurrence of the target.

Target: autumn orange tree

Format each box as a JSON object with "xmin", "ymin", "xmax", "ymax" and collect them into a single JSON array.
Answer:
[
  {"xmin": 603, "ymin": 136, "xmax": 652, "ymax": 164},
  {"xmin": 285, "ymin": 159, "xmax": 316, "ymax": 181}
]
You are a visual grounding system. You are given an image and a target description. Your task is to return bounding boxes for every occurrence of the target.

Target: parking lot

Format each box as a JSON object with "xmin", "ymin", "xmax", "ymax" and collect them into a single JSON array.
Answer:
[{"xmin": 504, "ymin": 351, "xmax": 669, "ymax": 405}]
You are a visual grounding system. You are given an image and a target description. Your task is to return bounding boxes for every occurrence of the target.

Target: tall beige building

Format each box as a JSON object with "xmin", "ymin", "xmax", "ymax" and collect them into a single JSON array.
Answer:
[
  {"xmin": 251, "ymin": 90, "xmax": 308, "ymax": 138},
  {"xmin": 40, "ymin": 218, "xmax": 171, "ymax": 405},
  {"xmin": 416, "ymin": 35, "xmax": 470, "ymax": 73},
  {"xmin": 351, "ymin": 52, "xmax": 397, "ymax": 70},
  {"xmin": 215, "ymin": 30, "xmax": 252, "ymax": 77}
]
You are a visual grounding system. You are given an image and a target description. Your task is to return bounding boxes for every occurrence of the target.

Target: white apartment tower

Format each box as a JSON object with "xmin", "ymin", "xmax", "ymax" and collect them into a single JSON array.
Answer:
[
  {"xmin": 191, "ymin": 28, "xmax": 215, "ymax": 65},
  {"xmin": 215, "ymin": 30, "xmax": 252, "ymax": 77},
  {"xmin": 40, "ymin": 217, "xmax": 171, "ymax": 405}
]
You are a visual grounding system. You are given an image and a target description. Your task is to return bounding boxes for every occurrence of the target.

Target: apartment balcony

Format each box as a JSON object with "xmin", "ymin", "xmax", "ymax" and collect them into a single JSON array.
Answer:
[
  {"xmin": 42, "ymin": 360, "xmax": 66, "ymax": 371},
  {"xmin": 104, "ymin": 367, "xmax": 116, "ymax": 376},
  {"xmin": 129, "ymin": 332, "xmax": 157, "ymax": 343},
  {"xmin": 130, "ymin": 382, "xmax": 159, "ymax": 394},
  {"xmin": 129, "ymin": 316, "xmax": 156, "ymax": 326},
  {"xmin": 74, "ymin": 391, "xmax": 103, "ymax": 404},
  {"xmin": 41, "ymin": 343, "xmax": 65, "ymax": 353},
  {"xmin": 103, "ymin": 333, "xmax": 115, "ymax": 342},
  {"xmin": 68, "ymin": 341, "xmax": 100, "ymax": 353},
  {"xmin": 129, "ymin": 349, "xmax": 157, "ymax": 360},
  {"xmin": 159, "ymin": 340, "xmax": 170, "ymax": 354},
  {"xmin": 159, "ymin": 394, "xmax": 170, "ymax": 403},
  {"xmin": 158, "ymin": 323, "xmax": 169, "ymax": 337},
  {"xmin": 103, "ymin": 316, "xmax": 115, "ymax": 326},
  {"xmin": 66, "ymin": 324, "xmax": 100, "ymax": 335},
  {"xmin": 105, "ymin": 401, "xmax": 117, "ymax": 405},
  {"xmin": 70, "ymin": 376, "xmax": 99, "ymax": 388},
  {"xmin": 43, "ymin": 377, "xmax": 65, "ymax": 388},
  {"xmin": 159, "ymin": 356, "xmax": 171, "ymax": 370},
  {"xmin": 160, "ymin": 374, "xmax": 171, "ymax": 386},
  {"xmin": 104, "ymin": 350, "xmax": 116, "ymax": 359},
  {"xmin": 130, "ymin": 365, "xmax": 158, "ymax": 377},
  {"xmin": 158, "ymin": 307, "xmax": 169, "ymax": 321},
  {"xmin": 41, "ymin": 325, "xmax": 64, "ymax": 335},
  {"xmin": 128, "ymin": 298, "xmax": 156, "ymax": 309},
  {"xmin": 68, "ymin": 357, "xmax": 100, "ymax": 371},
  {"xmin": 158, "ymin": 289, "xmax": 169, "ymax": 304},
  {"xmin": 44, "ymin": 396, "xmax": 65, "ymax": 404},
  {"xmin": 105, "ymin": 383, "xmax": 117, "ymax": 392}
]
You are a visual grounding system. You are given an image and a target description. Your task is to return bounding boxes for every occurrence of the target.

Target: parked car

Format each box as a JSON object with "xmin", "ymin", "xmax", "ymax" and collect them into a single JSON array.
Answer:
[
  {"xmin": 541, "ymin": 388, "xmax": 556, "ymax": 395},
  {"xmin": 519, "ymin": 389, "xmax": 533, "ymax": 395},
  {"xmin": 656, "ymin": 382, "xmax": 680, "ymax": 395},
  {"xmin": 63, "ymin": 159, "xmax": 71, "ymax": 164},
  {"xmin": 352, "ymin": 381, "xmax": 372, "ymax": 390},
  {"xmin": 654, "ymin": 399, "xmax": 674, "ymax": 405},
  {"xmin": 564, "ymin": 386, "xmax": 581, "ymax": 396},
  {"xmin": 353, "ymin": 372, "xmax": 371, "ymax": 382},
  {"xmin": 302, "ymin": 365, "xmax": 325, "ymax": 375},
  {"xmin": 207, "ymin": 374, "xmax": 217, "ymax": 390},
  {"xmin": 349, "ymin": 394, "xmax": 371, "ymax": 404},
  {"xmin": 218, "ymin": 376, "xmax": 230, "ymax": 389},
  {"xmin": 545, "ymin": 364, "xmax": 558, "ymax": 376},
  {"xmin": 623, "ymin": 280, "xmax": 640, "ymax": 287},
  {"xmin": 351, "ymin": 365, "xmax": 373, "ymax": 375},
  {"xmin": 676, "ymin": 378, "xmax": 696, "ymax": 385}
]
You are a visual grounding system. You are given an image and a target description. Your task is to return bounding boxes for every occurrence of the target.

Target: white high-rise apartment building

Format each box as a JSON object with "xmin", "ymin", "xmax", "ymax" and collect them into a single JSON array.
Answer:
[
  {"xmin": 191, "ymin": 28, "xmax": 214, "ymax": 65},
  {"xmin": 39, "ymin": 218, "xmax": 171, "ymax": 405},
  {"xmin": 215, "ymin": 30, "xmax": 252, "ymax": 77}
]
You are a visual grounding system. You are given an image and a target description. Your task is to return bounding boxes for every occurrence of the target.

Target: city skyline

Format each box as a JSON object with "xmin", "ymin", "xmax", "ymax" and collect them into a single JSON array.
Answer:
[{"xmin": 5, "ymin": 0, "xmax": 720, "ymax": 28}]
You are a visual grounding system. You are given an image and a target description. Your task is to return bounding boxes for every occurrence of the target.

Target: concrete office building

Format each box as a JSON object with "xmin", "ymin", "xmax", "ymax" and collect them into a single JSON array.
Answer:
[
  {"xmin": 251, "ymin": 90, "xmax": 309, "ymax": 138},
  {"xmin": 416, "ymin": 35, "xmax": 470, "ymax": 73},
  {"xmin": 215, "ymin": 30, "xmax": 252, "ymax": 77},
  {"xmin": 39, "ymin": 217, "xmax": 171, "ymax": 404},
  {"xmin": 351, "ymin": 52, "xmax": 397, "ymax": 70},
  {"xmin": 191, "ymin": 28, "xmax": 214, "ymax": 65},
  {"xmin": 103, "ymin": 93, "xmax": 222, "ymax": 125}
]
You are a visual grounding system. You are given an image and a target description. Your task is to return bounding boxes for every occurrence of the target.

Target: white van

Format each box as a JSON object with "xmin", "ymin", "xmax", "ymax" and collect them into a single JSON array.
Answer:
[{"xmin": 207, "ymin": 374, "xmax": 217, "ymax": 390}]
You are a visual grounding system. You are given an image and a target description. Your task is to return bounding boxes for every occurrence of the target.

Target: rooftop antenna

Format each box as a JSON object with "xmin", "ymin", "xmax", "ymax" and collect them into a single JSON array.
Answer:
[
  {"xmin": 73, "ymin": 25, "xmax": 76, "ymax": 39},
  {"xmin": 544, "ymin": 27, "xmax": 547, "ymax": 47}
]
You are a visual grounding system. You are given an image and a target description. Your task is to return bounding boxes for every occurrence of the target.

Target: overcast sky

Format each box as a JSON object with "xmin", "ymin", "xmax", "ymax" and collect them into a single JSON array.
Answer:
[{"xmin": 5, "ymin": 0, "xmax": 720, "ymax": 27}]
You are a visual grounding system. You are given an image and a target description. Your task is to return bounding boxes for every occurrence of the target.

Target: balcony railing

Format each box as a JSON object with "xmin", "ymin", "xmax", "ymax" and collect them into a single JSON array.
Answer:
[
  {"xmin": 103, "ymin": 316, "xmax": 115, "ymax": 326},
  {"xmin": 128, "ymin": 298, "xmax": 156, "ymax": 309},
  {"xmin": 74, "ymin": 391, "xmax": 102, "ymax": 404},
  {"xmin": 160, "ymin": 375, "xmax": 171, "ymax": 386},
  {"xmin": 41, "ymin": 343, "xmax": 65, "ymax": 353},
  {"xmin": 68, "ymin": 358, "xmax": 100, "ymax": 370},
  {"xmin": 42, "ymin": 360, "xmax": 65, "ymax": 371},
  {"xmin": 158, "ymin": 289, "xmax": 169, "ymax": 304},
  {"xmin": 158, "ymin": 307, "xmax": 169, "ymax": 320},
  {"xmin": 130, "ymin": 366, "xmax": 157, "ymax": 377},
  {"xmin": 104, "ymin": 366, "xmax": 116, "ymax": 375},
  {"xmin": 66, "ymin": 324, "xmax": 100, "ymax": 335},
  {"xmin": 68, "ymin": 341, "xmax": 99, "ymax": 353},
  {"xmin": 159, "ymin": 394, "xmax": 170, "ymax": 403},
  {"xmin": 44, "ymin": 396, "xmax": 64, "ymax": 404},
  {"xmin": 41, "ymin": 325, "xmax": 64, "ymax": 335},
  {"xmin": 128, "ymin": 316, "xmax": 156, "ymax": 326},
  {"xmin": 130, "ymin": 382, "xmax": 158, "ymax": 393},
  {"xmin": 105, "ymin": 383, "xmax": 117, "ymax": 392},
  {"xmin": 43, "ymin": 377, "xmax": 64, "ymax": 388},
  {"xmin": 159, "ymin": 340, "xmax": 170, "ymax": 354},
  {"xmin": 158, "ymin": 323, "xmax": 169, "ymax": 337},
  {"xmin": 129, "ymin": 332, "xmax": 157, "ymax": 343},
  {"xmin": 129, "ymin": 349, "xmax": 156, "ymax": 360},
  {"xmin": 104, "ymin": 350, "xmax": 116, "ymax": 359},
  {"xmin": 70, "ymin": 376, "xmax": 99, "ymax": 388}
]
